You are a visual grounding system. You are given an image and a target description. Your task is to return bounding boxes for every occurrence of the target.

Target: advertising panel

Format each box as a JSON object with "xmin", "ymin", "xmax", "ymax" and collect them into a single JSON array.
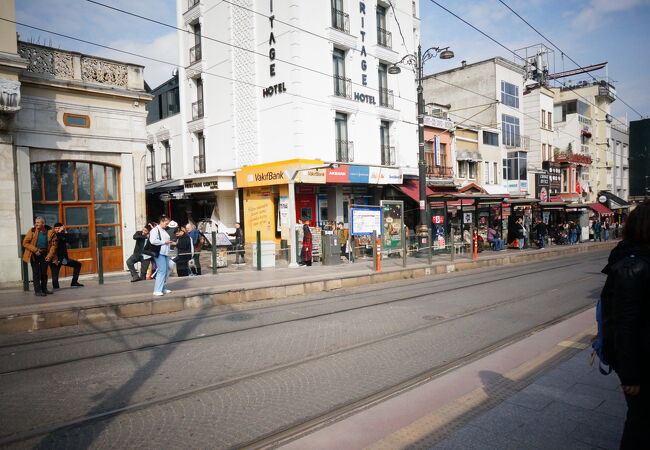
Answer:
[
  {"xmin": 535, "ymin": 173, "xmax": 550, "ymax": 202},
  {"xmin": 326, "ymin": 165, "xmax": 350, "ymax": 183},
  {"xmin": 348, "ymin": 165, "xmax": 370, "ymax": 183},
  {"xmin": 295, "ymin": 168, "xmax": 326, "ymax": 184},
  {"xmin": 380, "ymin": 200, "xmax": 403, "ymax": 250},
  {"xmin": 351, "ymin": 207, "xmax": 382, "ymax": 236},
  {"xmin": 377, "ymin": 167, "xmax": 402, "ymax": 184}
]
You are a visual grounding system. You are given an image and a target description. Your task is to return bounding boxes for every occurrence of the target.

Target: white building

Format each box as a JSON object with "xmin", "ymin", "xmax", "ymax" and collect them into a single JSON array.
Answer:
[{"xmin": 611, "ymin": 119, "xmax": 629, "ymax": 201}]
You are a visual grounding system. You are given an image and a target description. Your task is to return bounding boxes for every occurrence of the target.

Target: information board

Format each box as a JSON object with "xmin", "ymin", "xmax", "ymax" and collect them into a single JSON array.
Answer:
[
  {"xmin": 380, "ymin": 200, "xmax": 403, "ymax": 250},
  {"xmin": 351, "ymin": 207, "xmax": 382, "ymax": 236}
]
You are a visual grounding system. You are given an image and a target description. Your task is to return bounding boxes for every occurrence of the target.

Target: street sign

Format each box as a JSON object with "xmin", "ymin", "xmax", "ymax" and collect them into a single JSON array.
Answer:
[{"xmin": 159, "ymin": 193, "xmax": 172, "ymax": 201}]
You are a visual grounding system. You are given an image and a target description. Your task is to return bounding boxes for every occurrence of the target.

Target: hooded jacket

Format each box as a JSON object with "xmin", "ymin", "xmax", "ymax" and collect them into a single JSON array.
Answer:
[
  {"xmin": 601, "ymin": 240, "xmax": 650, "ymax": 385},
  {"xmin": 22, "ymin": 226, "xmax": 58, "ymax": 264}
]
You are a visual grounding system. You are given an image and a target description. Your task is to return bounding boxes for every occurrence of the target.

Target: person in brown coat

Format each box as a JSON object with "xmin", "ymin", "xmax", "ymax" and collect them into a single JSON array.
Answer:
[{"xmin": 22, "ymin": 217, "xmax": 58, "ymax": 296}]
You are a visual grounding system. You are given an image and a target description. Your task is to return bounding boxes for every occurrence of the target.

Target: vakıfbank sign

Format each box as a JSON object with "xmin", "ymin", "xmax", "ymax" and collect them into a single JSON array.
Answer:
[{"xmin": 236, "ymin": 159, "xmax": 323, "ymax": 187}]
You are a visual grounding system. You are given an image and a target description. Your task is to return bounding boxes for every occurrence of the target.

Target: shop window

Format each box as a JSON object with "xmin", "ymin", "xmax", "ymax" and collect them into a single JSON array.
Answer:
[
  {"xmin": 93, "ymin": 164, "xmax": 106, "ymax": 201},
  {"xmin": 77, "ymin": 163, "xmax": 91, "ymax": 201}
]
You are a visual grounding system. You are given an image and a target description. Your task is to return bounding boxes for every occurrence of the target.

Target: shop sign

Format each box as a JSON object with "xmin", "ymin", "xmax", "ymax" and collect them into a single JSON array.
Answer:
[
  {"xmin": 184, "ymin": 179, "xmax": 219, "ymax": 193},
  {"xmin": 423, "ymin": 115, "xmax": 454, "ymax": 130},
  {"xmin": 535, "ymin": 173, "xmax": 550, "ymax": 202},
  {"xmin": 432, "ymin": 215, "xmax": 445, "ymax": 224},
  {"xmin": 377, "ymin": 167, "xmax": 402, "ymax": 184},
  {"xmin": 262, "ymin": 1, "xmax": 287, "ymax": 98},
  {"xmin": 159, "ymin": 193, "xmax": 172, "ymax": 201},
  {"xmin": 297, "ymin": 185, "xmax": 315, "ymax": 194},
  {"xmin": 236, "ymin": 159, "xmax": 323, "ymax": 187},
  {"xmin": 349, "ymin": 165, "xmax": 370, "ymax": 183},
  {"xmin": 368, "ymin": 166, "xmax": 381, "ymax": 184},
  {"xmin": 295, "ymin": 168, "xmax": 326, "ymax": 184},
  {"xmin": 351, "ymin": 207, "xmax": 382, "ymax": 236},
  {"xmin": 326, "ymin": 165, "xmax": 350, "ymax": 183}
]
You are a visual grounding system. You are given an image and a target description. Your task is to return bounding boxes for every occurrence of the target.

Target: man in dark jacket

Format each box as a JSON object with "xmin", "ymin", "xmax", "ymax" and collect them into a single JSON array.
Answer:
[
  {"xmin": 228, "ymin": 222, "xmax": 244, "ymax": 264},
  {"xmin": 533, "ymin": 218, "xmax": 548, "ymax": 249},
  {"xmin": 601, "ymin": 201, "xmax": 650, "ymax": 448},
  {"xmin": 126, "ymin": 225, "xmax": 151, "ymax": 282},
  {"xmin": 50, "ymin": 223, "xmax": 83, "ymax": 289}
]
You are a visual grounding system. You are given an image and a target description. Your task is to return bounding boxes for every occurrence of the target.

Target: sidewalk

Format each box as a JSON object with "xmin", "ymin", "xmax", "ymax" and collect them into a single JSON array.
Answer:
[
  {"xmin": 0, "ymin": 241, "xmax": 616, "ymax": 334},
  {"xmin": 283, "ymin": 308, "xmax": 625, "ymax": 450}
]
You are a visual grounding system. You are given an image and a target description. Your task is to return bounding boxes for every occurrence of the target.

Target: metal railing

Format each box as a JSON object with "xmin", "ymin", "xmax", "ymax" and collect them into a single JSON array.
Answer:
[
  {"xmin": 194, "ymin": 155, "xmax": 205, "ymax": 174},
  {"xmin": 192, "ymin": 99, "xmax": 204, "ymax": 120},
  {"xmin": 336, "ymin": 140, "xmax": 354, "ymax": 163},
  {"xmin": 161, "ymin": 162, "xmax": 171, "ymax": 180},
  {"xmin": 377, "ymin": 27, "xmax": 392, "ymax": 48},
  {"xmin": 333, "ymin": 75, "xmax": 351, "ymax": 99},
  {"xmin": 189, "ymin": 43, "xmax": 202, "ymax": 65},
  {"xmin": 504, "ymin": 134, "xmax": 530, "ymax": 151},
  {"xmin": 146, "ymin": 165, "xmax": 155, "ymax": 182},
  {"xmin": 331, "ymin": 8, "xmax": 350, "ymax": 33},
  {"xmin": 381, "ymin": 145, "xmax": 395, "ymax": 166},
  {"xmin": 186, "ymin": 0, "xmax": 200, "ymax": 12},
  {"xmin": 378, "ymin": 88, "xmax": 394, "ymax": 108}
]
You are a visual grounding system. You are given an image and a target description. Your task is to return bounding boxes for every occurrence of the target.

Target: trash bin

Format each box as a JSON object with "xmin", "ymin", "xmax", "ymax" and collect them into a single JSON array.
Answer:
[
  {"xmin": 252, "ymin": 241, "xmax": 276, "ymax": 268},
  {"xmin": 321, "ymin": 234, "xmax": 341, "ymax": 265}
]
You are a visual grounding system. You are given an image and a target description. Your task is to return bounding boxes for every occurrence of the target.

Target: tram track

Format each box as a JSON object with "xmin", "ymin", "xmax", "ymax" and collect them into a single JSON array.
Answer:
[
  {"xmin": 0, "ymin": 256, "xmax": 602, "ymax": 376},
  {"xmin": 0, "ymin": 269, "xmax": 598, "ymax": 446}
]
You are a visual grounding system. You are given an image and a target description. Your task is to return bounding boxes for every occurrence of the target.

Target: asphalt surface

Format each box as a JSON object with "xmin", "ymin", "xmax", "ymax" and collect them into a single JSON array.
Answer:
[{"xmin": 0, "ymin": 250, "xmax": 609, "ymax": 449}]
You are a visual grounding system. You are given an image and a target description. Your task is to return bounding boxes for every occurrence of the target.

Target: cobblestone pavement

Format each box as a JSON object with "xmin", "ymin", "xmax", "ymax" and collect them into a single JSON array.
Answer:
[{"xmin": 0, "ymin": 250, "xmax": 609, "ymax": 449}]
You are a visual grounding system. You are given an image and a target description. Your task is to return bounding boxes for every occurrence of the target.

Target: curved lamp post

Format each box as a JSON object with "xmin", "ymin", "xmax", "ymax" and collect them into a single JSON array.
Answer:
[{"xmin": 388, "ymin": 45, "xmax": 454, "ymax": 255}]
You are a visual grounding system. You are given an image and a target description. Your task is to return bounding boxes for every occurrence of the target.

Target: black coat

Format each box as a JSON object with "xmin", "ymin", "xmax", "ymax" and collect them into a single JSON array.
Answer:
[
  {"xmin": 131, "ymin": 231, "xmax": 149, "ymax": 256},
  {"xmin": 601, "ymin": 240, "xmax": 650, "ymax": 385},
  {"xmin": 174, "ymin": 234, "xmax": 193, "ymax": 264},
  {"xmin": 54, "ymin": 232, "xmax": 69, "ymax": 260}
]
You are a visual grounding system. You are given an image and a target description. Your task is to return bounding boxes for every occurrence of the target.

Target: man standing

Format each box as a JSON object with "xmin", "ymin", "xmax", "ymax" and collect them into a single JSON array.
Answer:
[
  {"xmin": 22, "ymin": 217, "xmax": 57, "ymax": 296},
  {"xmin": 186, "ymin": 222, "xmax": 203, "ymax": 275},
  {"xmin": 228, "ymin": 222, "xmax": 244, "ymax": 264},
  {"xmin": 337, "ymin": 222, "xmax": 349, "ymax": 260},
  {"xmin": 126, "ymin": 224, "xmax": 151, "ymax": 282},
  {"xmin": 50, "ymin": 223, "xmax": 84, "ymax": 289},
  {"xmin": 533, "ymin": 218, "xmax": 548, "ymax": 249}
]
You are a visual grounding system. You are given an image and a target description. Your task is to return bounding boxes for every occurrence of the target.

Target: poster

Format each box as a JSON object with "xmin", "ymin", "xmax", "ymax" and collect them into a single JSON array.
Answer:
[
  {"xmin": 463, "ymin": 212, "xmax": 473, "ymax": 224},
  {"xmin": 278, "ymin": 196, "xmax": 288, "ymax": 231},
  {"xmin": 381, "ymin": 200, "xmax": 403, "ymax": 250},
  {"xmin": 351, "ymin": 207, "xmax": 382, "ymax": 236}
]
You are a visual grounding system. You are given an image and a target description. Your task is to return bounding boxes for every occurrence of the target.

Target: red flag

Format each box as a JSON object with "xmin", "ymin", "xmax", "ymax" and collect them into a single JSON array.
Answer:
[{"xmin": 576, "ymin": 182, "xmax": 582, "ymax": 194}]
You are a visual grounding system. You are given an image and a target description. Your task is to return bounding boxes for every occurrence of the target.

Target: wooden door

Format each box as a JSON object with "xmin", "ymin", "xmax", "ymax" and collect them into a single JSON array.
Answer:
[{"xmin": 62, "ymin": 205, "xmax": 95, "ymax": 274}]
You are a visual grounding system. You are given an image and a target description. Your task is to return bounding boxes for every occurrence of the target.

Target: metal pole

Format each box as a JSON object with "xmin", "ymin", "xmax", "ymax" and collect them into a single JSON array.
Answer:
[
  {"xmin": 21, "ymin": 234, "xmax": 29, "ymax": 292},
  {"xmin": 211, "ymin": 231, "xmax": 217, "ymax": 274},
  {"xmin": 287, "ymin": 172, "xmax": 299, "ymax": 268},
  {"xmin": 416, "ymin": 44, "xmax": 429, "ymax": 254},
  {"xmin": 96, "ymin": 233, "xmax": 104, "ymax": 285},
  {"xmin": 256, "ymin": 230, "xmax": 262, "ymax": 271},
  {"xmin": 402, "ymin": 225, "xmax": 407, "ymax": 268},
  {"xmin": 372, "ymin": 230, "xmax": 377, "ymax": 272},
  {"xmin": 295, "ymin": 229, "xmax": 300, "ymax": 264},
  {"xmin": 450, "ymin": 229, "xmax": 455, "ymax": 263},
  {"xmin": 428, "ymin": 227, "xmax": 433, "ymax": 265}
]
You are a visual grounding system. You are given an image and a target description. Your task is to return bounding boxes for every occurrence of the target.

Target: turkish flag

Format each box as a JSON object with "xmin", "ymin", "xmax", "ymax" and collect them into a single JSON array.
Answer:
[{"xmin": 576, "ymin": 182, "xmax": 582, "ymax": 194}]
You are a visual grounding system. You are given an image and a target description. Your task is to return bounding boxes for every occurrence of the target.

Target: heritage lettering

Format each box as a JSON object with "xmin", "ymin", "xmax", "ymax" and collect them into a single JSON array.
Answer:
[
  {"xmin": 262, "ymin": 82, "xmax": 287, "ymax": 97},
  {"xmin": 264, "ymin": 0, "xmax": 286, "ymax": 97},
  {"xmin": 359, "ymin": 1, "xmax": 367, "ymax": 85},
  {"xmin": 353, "ymin": 92, "xmax": 376, "ymax": 104}
]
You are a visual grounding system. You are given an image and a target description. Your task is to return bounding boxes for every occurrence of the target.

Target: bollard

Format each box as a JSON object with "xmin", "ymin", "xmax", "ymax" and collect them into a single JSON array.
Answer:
[
  {"xmin": 473, "ymin": 229, "xmax": 479, "ymax": 261},
  {"xmin": 96, "ymin": 232, "xmax": 104, "ymax": 285},
  {"xmin": 20, "ymin": 234, "xmax": 29, "ymax": 292},
  {"xmin": 295, "ymin": 229, "xmax": 300, "ymax": 264},
  {"xmin": 450, "ymin": 230, "xmax": 455, "ymax": 263},
  {"xmin": 256, "ymin": 230, "xmax": 262, "ymax": 271},
  {"xmin": 350, "ymin": 235, "xmax": 355, "ymax": 263},
  {"xmin": 401, "ymin": 226, "xmax": 407, "ymax": 268},
  {"xmin": 372, "ymin": 231, "xmax": 377, "ymax": 272},
  {"xmin": 428, "ymin": 228, "xmax": 433, "ymax": 265},
  {"xmin": 211, "ymin": 231, "xmax": 217, "ymax": 274},
  {"xmin": 375, "ymin": 232, "xmax": 382, "ymax": 272}
]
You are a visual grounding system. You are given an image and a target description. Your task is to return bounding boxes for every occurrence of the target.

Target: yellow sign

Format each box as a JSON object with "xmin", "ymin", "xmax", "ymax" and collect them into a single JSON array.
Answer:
[{"xmin": 236, "ymin": 159, "xmax": 323, "ymax": 187}]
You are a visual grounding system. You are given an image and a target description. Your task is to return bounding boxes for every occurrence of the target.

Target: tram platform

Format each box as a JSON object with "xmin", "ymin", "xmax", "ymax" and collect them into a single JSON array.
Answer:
[
  {"xmin": 283, "ymin": 308, "xmax": 625, "ymax": 450},
  {"xmin": 0, "ymin": 240, "xmax": 616, "ymax": 334}
]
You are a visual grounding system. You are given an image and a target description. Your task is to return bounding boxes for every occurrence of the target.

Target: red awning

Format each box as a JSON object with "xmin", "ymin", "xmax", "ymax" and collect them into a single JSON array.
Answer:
[
  {"xmin": 588, "ymin": 203, "xmax": 614, "ymax": 216},
  {"xmin": 396, "ymin": 179, "xmax": 435, "ymax": 202}
]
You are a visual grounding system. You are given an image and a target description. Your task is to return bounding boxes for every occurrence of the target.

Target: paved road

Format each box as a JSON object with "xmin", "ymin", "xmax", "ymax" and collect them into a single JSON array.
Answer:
[{"xmin": 0, "ymin": 250, "xmax": 609, "ymax": 449}]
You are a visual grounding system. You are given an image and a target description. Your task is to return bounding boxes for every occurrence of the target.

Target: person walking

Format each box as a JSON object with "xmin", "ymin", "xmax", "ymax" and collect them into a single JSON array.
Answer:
[
  {"xmin": 149, "ymin": 215, "xmax": 176, "ymax": 296},
  {"xmin": 228, "ymin": 222, "xmax": 245, "ymax": 265},
  {"xmin": 126, "ymin": 224, "xmax": 151, "ymax": 282},
  {"xmin": 337, "ymin": 222, "xmax": 349, "ymax": 260},
  {"xmin": 50, "ymin": 223, "xmax": 83, "ymax": 289},
  {"xmin": 599, "ymin": 201, "xmax": 650, "ymax": 448},
  {"xmin": 22, "ymin": 217, "xmax": 58, "ymax": 296},
  {"xmin": 186, "ymin": 222, "xmax": 203, "ymax": 275},
  {"xmin": 300, "ymin": 223, "xmax": 313, "ymax": 266}
]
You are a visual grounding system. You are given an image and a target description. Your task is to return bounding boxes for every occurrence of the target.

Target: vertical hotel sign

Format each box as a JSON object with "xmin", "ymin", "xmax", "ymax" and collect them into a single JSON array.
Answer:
[
  {"xmin": 263, "ymin": 1, "xmax": 287, "ymax": 98},
  {"xmin": 433, "ymin": 135, "xmax": 441, "ymax": 166}
]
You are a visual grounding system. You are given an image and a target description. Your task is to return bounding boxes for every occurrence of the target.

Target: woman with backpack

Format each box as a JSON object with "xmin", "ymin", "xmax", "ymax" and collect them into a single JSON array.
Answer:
[{"xmin": 600, "ymin": 201, "xmax": 650, "ymax": 447}]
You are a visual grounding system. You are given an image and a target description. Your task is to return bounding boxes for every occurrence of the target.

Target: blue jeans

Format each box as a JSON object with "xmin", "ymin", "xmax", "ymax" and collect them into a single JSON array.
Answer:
[
  {"xmin": 518, "ymin": 237, "xmax": 525, "ymax": 249},
  {"xmin": 489, "ymin": 239, "xmax": 504, "ymax": 250},
  {"xmin": 539, "ymin": 236, "xmax": 546, "ymax": 248},
  {"xmin": 569, "ymin": 230, "xmax": 576, "ymax": 244},
  {"xmin": 604, "ymin": 230, "xmax": 609, "ymax": 241},
  {"xmin": 153, "ymin": 254, "xmax": 169, "ymax": 293}
]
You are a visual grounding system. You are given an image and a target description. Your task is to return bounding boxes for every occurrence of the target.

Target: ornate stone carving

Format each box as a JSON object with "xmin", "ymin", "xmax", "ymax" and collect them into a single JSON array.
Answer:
[
  {"xmin": 17, "ymin": 43, "xmax": 55, "ymax": 76},
  {"xmin": 81, "ymin": 57, "xmax": 128, "ymax": 88},
  {"xmin": 53, "ymin": 52, "xmax": 74, "ymax": 79},
  {"xmin": 0, "ymin": 79, "xmax": 21, "ymax": 113}
]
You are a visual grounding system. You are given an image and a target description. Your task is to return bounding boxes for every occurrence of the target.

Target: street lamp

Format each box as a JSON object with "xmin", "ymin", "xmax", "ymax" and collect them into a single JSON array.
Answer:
[{"xmin": 388, "ymin": 45, "xmax": 454, "ymax": 254}]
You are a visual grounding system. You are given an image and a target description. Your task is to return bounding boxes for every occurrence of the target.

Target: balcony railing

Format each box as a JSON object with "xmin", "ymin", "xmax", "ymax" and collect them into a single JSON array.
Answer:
[
  {"xmin": 335, "ymin": 139, "xmax": 354, "ymax": 163},
  {"xmin": 189, "ymin": 43, "xmax": 202, "ymax": 65},
  {"xmin": 425, "ymin": 154, "xmax": 454, "ymax": 178},
  {"xmin": 378, "ymin": 88, "xmax": 394, "ymax": 108},
  {"xmin": 331, "ymin": 8, "xmax": 350, "ymax": 33},
  {"xmin": 503, "ymin": 134, "xmax": 530, "ymax": 151},
  {"xmin": 381, "ymin": 145, "xmax": 395, "ymax": 166},
  {"xmin": 146, "ymin": 165, "xmax": 155, "ymax": 182},
  {"xmin": 333, "ymin": 75, "xmax": 351, "ymax": 99},
  {"xmin": 194, "ymin": 155, "xmax": 206, "ymax": 174},
  {"xmin": 186, "ymin": 0, "xmax": 200, "ymax": 12},
  {"xmin": 161, "ymin": 162, "xmax": 171, "ymax": 180},
  {"xmin": 192, "ymin": 99, "xmax": 204, "ymax": 120},
  {"xmin": 377, "ymin": 27, "xmax": 392, "ymax": 49}
]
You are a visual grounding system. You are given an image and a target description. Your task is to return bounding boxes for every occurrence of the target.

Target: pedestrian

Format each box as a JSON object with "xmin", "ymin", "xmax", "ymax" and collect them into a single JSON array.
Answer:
[
  {"xmin": 569, "ymin": 221, "xmax": 577, "ymax": 245},
  {"xmin": 594, "ymin": 219, "xmax": 602, "ymax": 242},
  {"xmin": 600, "ymin": 200, "xmax": 650, "ymax": 448},
  {"xmin": 149, "ymin": 215, "xmax": 176, "ymax": 296},
  {"xmin": 228, "ymin": 222, "xmax": 245, "ymax": 264},
  {"xmin": 186, "ymin": 222, "xmax": 204, "ymax": 275},
  {"xmin": 173, "ymin": 225, "xmax": 194, "ymax": 277},
  {"xmin": 50, "ymin": 223, "xmax": 84, "ymax": 289},
  {"xmin": 487, "ymin": 221, "xmax": 504, "ymax": 250},
  {"xmin": 126, "ymin": 224, "xmax": 152, "ymax": 282},
  {"xmin": 337, "ymin": 222, "xmax": 349, "ymax": 260},
  {"xmin": 604, "ymin": 220, "xmax": 611, "ymax": 241},
  {"xmin": 300, "ymin": 223, "xmax": 313, "ymax": 266},
  {"xmin": 516, "ymin": 217, "xmax": 526, "ymax": 249},
  {"xmin": 615, "ymin": 221, "xmax": 621, "ymax": 239},
  {"xmin": 22, "ymin": 217, "xmax": 57, "ymax": 296},
  {"xmin": 533, "ymin": 218, "xmax": 548, "ymax": 249}
]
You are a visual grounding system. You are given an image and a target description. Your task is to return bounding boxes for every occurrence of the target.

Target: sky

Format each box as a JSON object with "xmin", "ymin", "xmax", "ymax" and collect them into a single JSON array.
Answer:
[{"xmin": 13, "ymin": 0, "xmax": 650, "ymax": 119}]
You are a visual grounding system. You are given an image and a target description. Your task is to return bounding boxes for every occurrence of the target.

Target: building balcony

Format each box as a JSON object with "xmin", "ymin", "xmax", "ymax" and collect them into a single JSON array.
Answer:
[
  {"xmin": 377, "ymin": 27, "xmax": 392, "ymax": 49},
  {"xmin": 381, "ymin": 145, "xmax": 395, "ymax": 166},
  {"xmin": 194, "ymin": 155, "xmax": 205, "ymax": 174},
  {"xmin": 192, "ymin": 99, "xmax": 204, "ymax": 120},
  {"xmin": 161, "ymin": 162, "xmax": 171, "ymax": 181},
  {"xmin": 331, "ymin": 8, "xmax": 350, "ymax": 34},
  {"xmin": 336, "ymin": 140, "xmax": 354, "ymax": 163},
  {"xmin": 333, "ymin": 75, "xmax": 351, "ymax": 99},
  {"xmin": 425, "ymin": 153, "xmax": 453, "ymax": 178},
  {"xmin": 189, "ymin": 44, "xmax": 202, "ymax": 65},
  {"xmin": 504, "ymin": 135, "xmax": 530, "ymax": 151},
  {"xmin": 378, "ymin": 88, "xmax": 394, "ymax": 108},
  {"xmin": 146, "ymin": 165, "xmax": 155, "ymax": 182}
]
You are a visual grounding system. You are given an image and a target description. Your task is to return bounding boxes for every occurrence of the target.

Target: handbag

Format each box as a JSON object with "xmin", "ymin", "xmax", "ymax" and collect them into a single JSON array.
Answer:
[{"xmin": 143, "ymin": 228, "xmax": 162, "ymax": 258}]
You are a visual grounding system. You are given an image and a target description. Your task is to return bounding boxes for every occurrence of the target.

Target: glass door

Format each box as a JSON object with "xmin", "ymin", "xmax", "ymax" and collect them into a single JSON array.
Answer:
[{"xmin": 63, "ymin": 205, "xmax": 94, "ymax": 274}]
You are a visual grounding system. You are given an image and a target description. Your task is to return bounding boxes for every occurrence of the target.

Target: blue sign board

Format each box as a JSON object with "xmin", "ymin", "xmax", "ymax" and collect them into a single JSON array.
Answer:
[
  {"xmin": 348, "ymin": 165, "xmax": 370, "ymax": 183},
  {"xmin": 351, "ymin": 207, "xmax": 383, "ymax": 236}
]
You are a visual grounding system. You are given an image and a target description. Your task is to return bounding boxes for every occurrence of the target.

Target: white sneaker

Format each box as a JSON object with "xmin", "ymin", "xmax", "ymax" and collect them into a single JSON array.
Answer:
[
  {"xmin": 163, "ymin": 289, "xmax": 172, "ymax": 294},
  {"xmin": 153, "ymin": 291, "xmax": 164, "ymax": 296}
]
